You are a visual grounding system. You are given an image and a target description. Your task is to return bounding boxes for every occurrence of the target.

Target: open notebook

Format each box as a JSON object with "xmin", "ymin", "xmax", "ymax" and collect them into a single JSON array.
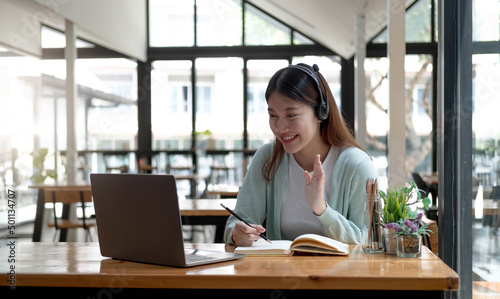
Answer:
[{"xmin": 234, "ymin": 233, "xmax": 349, "ymax": 256}]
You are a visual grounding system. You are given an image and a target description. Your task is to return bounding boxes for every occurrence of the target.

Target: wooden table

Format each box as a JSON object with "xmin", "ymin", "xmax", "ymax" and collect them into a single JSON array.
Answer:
[
  {"xmin": 473, "ymin": 199, "xmax": 500, "ymax": 215},
  {"xmin": 179, "ymin": 198, "xmax": 234, "ymax": 242},
  {"xmin": 419, "ymin": 171, "xmax": 439, "ymax": 185},
  {"xmin": 29, "ymin": 183, "xmax": 91, "ymax": 242},
  {"xmin": 0, "ymin": 242, "xmax": 459, "ymax": 297},
  {"xmin": 205, "ymin": 188, "xmax": 239, "ymax": 198},
  {"xmin": 29, "ymin": 183, "xmax": 234, "ymax": 242}
]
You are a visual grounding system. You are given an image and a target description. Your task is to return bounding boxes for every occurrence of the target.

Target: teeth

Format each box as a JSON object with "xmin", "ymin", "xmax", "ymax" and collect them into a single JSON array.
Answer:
[{"xmin": 283, "ymin": 136, "xmax": 295, "ymax": 141}]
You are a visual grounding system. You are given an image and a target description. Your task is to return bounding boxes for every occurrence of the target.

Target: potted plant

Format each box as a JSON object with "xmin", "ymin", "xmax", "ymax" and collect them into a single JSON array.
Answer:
[
  {"xmin": 379, "ymin": 181, "xmax": 431, "ymax": 254},
  {"xmin": 386, "ymin": 212, "xmax": 433, "ymax": 257},
  {"xmin": 194, "ymin": 129, "xmax": 215, "ymax": 149},
  {"xmin": 30, "ymin": 148, "xmax": 57, "ymax": 184}
]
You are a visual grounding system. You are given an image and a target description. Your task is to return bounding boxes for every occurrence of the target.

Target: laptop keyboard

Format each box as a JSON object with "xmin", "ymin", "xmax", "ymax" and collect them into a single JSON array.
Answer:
[{"xmin": 185, "ymin": 254, "xmax": 216, "ymax": 263}]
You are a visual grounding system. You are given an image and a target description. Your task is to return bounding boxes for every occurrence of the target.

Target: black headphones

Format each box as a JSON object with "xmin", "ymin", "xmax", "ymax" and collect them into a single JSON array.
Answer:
[{"xmin": 287, "ymin": 63, "xmax": 329, "ymax": 121}]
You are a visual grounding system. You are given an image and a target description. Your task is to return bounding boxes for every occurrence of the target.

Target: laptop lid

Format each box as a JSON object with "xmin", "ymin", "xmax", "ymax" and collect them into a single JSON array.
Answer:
[{"xmin": 90, "ymin": 173, "xmax": 244, "ymax": 267}]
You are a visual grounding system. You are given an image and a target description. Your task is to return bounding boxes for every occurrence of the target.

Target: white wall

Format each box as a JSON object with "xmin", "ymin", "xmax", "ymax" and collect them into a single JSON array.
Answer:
[
  {"xmin": 0, "ymin": 0, "xmax": 147, "ymax": 61},
  {"xmin": 35, "ymin": 0, "xmax": 147, "ymax": 62},
  {"xmin": 0, "ymin": 0, "xmax": 43, "ymax": 57}
]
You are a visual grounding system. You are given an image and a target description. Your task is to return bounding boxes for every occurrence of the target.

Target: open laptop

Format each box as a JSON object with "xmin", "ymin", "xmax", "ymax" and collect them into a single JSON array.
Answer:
[{"xmin": 90, "ymin": 173, "xmax": 245, "ymax": 267}]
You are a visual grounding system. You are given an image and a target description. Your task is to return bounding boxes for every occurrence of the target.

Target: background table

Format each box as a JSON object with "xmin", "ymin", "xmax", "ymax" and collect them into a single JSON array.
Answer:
[
  {"xmin": 29, "ymin": 183, "xmax": 91, "ymax": 242},
  {"xmin": 0, "ymin": 242, "xmax": 459, "ymax": 298},
  {"xmin": 29, "ymin": 183, "xmax": 234, "ymax": 242},
  {"xmin": 179, "ymin": 198, "xmax": 234, "ymax": 242}
]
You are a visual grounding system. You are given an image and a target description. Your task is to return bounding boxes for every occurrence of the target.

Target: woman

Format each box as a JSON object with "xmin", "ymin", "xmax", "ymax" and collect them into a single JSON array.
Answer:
[{"xmin": 224, "ymin": 63, "xmax": 378, "ymax": 246}]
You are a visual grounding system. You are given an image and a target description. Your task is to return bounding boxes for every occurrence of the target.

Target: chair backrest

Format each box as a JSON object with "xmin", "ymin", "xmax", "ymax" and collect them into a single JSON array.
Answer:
[
  {"xmin": 44, "ymin": 187, "xmax": 92, "ymax": 204},
  {"xmin": 492, "ymin": 185, "xmax": 500, "ymax": 199},
  {"xmin": 411, "ymin": 173, "xmax": 430, "ymax": 200}
]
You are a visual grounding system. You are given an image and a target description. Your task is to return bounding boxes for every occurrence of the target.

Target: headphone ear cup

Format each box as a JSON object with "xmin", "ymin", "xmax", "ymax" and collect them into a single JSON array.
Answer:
[
  {"xmin": 316, "ymin": 102, "xmax": 328, "ymax": 121},
  {"xmin": 287, "ymin": 63, "xmax": 329, "ymax": 121}
]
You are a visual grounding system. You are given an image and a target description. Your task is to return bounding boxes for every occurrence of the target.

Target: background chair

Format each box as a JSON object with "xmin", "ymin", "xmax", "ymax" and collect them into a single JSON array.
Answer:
[
  {"xmin": 412, "ymin": 172, "xmax": 438, "ymax": 222},
  {"xmin": 44, "ymin": 187, "xmax": 95, "ymax": 242}
]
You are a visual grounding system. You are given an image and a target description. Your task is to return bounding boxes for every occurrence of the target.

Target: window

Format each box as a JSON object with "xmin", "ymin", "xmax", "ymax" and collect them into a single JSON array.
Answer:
[
  {"xmin": 363, "ymin": 54, "xmax": 433, "ymax": 178},
  {"xmin": 471, "ymin": 53, "xmax": 500, "ymax": 284},
  {"xmin": 194, "ymin": 57, "xmax": 243, "ymax": 147},
  {"xmin": 244, "ymin": 3, "xmax": 291, "ymax": 46},
  {"xmin": 372, "ymin": 0, "xmax": 433, "ymax": 43},
  {"xmin": 473, "ymin": 0, "xmax": 500, "ymax": 42},
  {"xmin": 247, "ymin": 59, "xmax": 289, "ymax": 148},
  {"xmin": 149, "ymin": 0, "xmax": 195, "ymax": 47},
  {"xmin": 196, "ymin": 0, "xmax": 243, "ymax": 46},
  {"xmin": 151, "ymin": 60, "xmax": 193, "ymax": 150}
]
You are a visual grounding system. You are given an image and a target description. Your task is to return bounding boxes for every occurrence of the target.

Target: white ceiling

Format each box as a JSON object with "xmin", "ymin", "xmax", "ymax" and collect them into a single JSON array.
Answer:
[{"xmin": 248, "ymin": 0, "xmax": 416, "ymax": 59}]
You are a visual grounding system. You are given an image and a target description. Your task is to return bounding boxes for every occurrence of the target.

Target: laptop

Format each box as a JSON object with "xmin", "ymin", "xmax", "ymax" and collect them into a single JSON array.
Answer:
[{"xmin": 90, "ymin": 173, "xmax": 245, "ymax": 267}]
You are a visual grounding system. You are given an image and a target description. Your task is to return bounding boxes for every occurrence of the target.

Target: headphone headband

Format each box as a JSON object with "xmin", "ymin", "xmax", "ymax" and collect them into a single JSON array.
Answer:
[{"xmin": 287, "ymin": 64, "xmax": 329, "ymax": 121}]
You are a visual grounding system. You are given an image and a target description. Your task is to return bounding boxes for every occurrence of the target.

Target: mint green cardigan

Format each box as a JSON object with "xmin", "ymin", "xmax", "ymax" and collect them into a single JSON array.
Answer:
[{"xmin": 223, "ymin": 143, "xmax": 379, "ymax": 245}]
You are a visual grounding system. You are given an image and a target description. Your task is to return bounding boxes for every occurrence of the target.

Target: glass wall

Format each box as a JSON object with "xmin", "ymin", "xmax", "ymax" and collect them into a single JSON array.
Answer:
[
  {"xmin": 149, "ymin": 0, "xmax": 195, "ymax": 47},
  {"xmin": 0, "ymin": 26, "xmax": 138, "ymax": 227},
  {"xmin": 195, "ymin": 57, "xmax": 244, "ymax": 149},
  {"xmin": 0, "ymin": 49, "xmax": 41, "ymax": 217},
  {"xmin": 197, "ymin": 0, "xmax": 242, "ymax": 46},
  {"xmin": 152, "ymin": 60, "xmax": 193, "ymax": 151},
  {"xmin": 471, "ymin": 0, "xmax": 500, "ymax": 292},
  {"xmin": 363, "ymin": 55, "xmax": 433, "ymax": 180},
  {"xmin": 372, "ymin": 0, "xmax": 435, "ymax": 43},
  {"xmin": 247, "ymin": 59, "xmax": 289, "ymax": 149},
  {"xmin": 244, "ymin": 2, "xmax": 291, "ymax": 45}
]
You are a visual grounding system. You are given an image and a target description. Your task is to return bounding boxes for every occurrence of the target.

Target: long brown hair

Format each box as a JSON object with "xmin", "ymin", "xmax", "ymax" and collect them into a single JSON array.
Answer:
[{"xmin": 262, "ymin": 63, "xmax": 366, "ymax": 182}]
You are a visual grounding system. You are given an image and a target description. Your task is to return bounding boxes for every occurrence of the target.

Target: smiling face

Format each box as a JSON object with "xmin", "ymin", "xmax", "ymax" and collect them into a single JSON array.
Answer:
[{"xmin": 268, "ymin": 92, "xmax": 327, "ymax": 163}]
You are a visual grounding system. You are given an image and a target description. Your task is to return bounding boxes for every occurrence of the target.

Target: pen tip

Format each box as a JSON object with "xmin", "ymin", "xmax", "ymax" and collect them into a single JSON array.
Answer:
[{"xmin": 266, "ymin": 239, "xmax": 272, "ymax": 244}]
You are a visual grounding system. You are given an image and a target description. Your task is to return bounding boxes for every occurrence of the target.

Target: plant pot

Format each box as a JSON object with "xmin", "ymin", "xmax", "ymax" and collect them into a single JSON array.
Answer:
[
  {"xmin": 396, "ymin": 235, "xmax": 422, "ymax": 258},
  {"xmin": 384, "ymin": 228, "xmax": 397, "ymax": 255}
]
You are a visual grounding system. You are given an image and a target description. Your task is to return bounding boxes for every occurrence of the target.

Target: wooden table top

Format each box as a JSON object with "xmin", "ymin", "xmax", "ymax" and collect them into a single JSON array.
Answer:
[
  {"xmin": 419, "ymin": 172, "xmax": 439, "ymax": 185},
  {"xmin": 28, "ymin": 183, "xmax": 91, "ymax": 189},
  {"xmin": 0, "ymin": 242, "xmax": 459, "ymax": 291},
  {"xmin": 473, "ymin": 199, "xmax": 500, "ymax": 215},
  {"xmin": 179, "ymin": 198, "xmax": 235, "ymax": 216}
]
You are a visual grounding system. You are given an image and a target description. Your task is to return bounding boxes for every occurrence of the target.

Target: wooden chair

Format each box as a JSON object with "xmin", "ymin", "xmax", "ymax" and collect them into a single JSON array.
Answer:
[
  {"xmin": 422, "ymin": 215, "xmax": 439, "ymax": 255},
  {"xmin": 44, "ymin": 187, "xmax": 95, "ymax": 242}
]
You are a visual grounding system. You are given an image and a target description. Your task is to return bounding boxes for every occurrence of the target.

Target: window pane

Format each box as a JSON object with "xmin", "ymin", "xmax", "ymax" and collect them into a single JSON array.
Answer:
[
  {"xmin": 472, "ymin": 53, "xmax": 500, "ymax": 285},
  {"xmin": 404, "ymin": 55, "xmax": 433, "ymax": 175},
  {"xmin": 371, "ymin": 0, "xmax": 433, "ymax": 43},
  {"xmin": 244, "ymin": 3, "xmax": 291, "ymax": 46},
  {"xmin": 80, "ymin": 58, "xmax": 138, "ymax": 175},
  {"xmin": 247, "ymin": 59, "xmax": 289, "ymax": 149},
  {"xmin": 406, "ymin": 0, "xmax": 431, "ymax": 42},
  {"xmin": 195, "ymin": 57, "xmax": 244, "ymax": 188},
  {"xmin": 293, "ymin": 31, "xmax": 314, "ymax": 45},
  {"xmin": 196, "ymin": 0, "xmax": 242, "ymax": 46},
  {"xmin": 364, "ymin": 55, "xmax": 434, "ymax": 184},
  {"xmin": 473, "ymin": 0, "xmax": 500, "ymax": 42},
  {"xmin": 0, "ymin": 50, "xmax": 40, "ymax": 191},
  {"xmin": 365, "ymin": 57, "xmax": 389, "ymax": 178},
  {"xmin": 151, "ymin": 60, "xmax": 193, "ymax": 150},
  {"xmin": 149, "ymin": 0, "xmax": 195, "ymax": 47},
  {"xmin": 41, "ymin": 26, "xmax": 94, "ymax": 48},
  {"xmin": 195, "ymin": 57, "xmax": 243, "ymax": 148}
]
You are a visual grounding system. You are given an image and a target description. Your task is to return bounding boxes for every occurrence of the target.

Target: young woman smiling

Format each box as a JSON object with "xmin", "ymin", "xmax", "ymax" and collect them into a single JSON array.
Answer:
[{"xmin": 224, "ymin": 63, "xmax": 378, "ymax": 246}]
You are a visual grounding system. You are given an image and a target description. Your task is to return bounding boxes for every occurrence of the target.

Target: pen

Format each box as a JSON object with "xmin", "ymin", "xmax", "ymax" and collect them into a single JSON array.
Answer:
[{"xmin": 220, "ymin": 203, "xmax": 272, "ymax": 244}]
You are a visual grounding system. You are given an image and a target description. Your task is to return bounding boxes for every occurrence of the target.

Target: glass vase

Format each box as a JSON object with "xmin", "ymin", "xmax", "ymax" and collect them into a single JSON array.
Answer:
[
  {"xmin": 361, "ymin": 194, "xmax": 384, "ymax": 253},
  {"xmin": 396, "ymin": 235, "xmax": 422, "ymax": 258},
  {"xmin": 384, "ymin": 228, "xmax": 397, "ymax": 255}
]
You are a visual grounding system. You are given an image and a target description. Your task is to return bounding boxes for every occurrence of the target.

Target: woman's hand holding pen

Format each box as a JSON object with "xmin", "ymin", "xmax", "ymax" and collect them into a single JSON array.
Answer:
[
  {"xmin": 232, "ymin": 221, "xmax": 267, "ymax": 246},
  {"xmin": 304, "ymin": 154, "xmax": 327, "ymax": 216}
]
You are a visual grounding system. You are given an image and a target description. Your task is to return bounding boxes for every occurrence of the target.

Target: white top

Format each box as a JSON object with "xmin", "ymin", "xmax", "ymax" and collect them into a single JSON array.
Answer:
[{"xmin": 280, "ymin": 146, "xmax": 339, "ymax": 240}]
